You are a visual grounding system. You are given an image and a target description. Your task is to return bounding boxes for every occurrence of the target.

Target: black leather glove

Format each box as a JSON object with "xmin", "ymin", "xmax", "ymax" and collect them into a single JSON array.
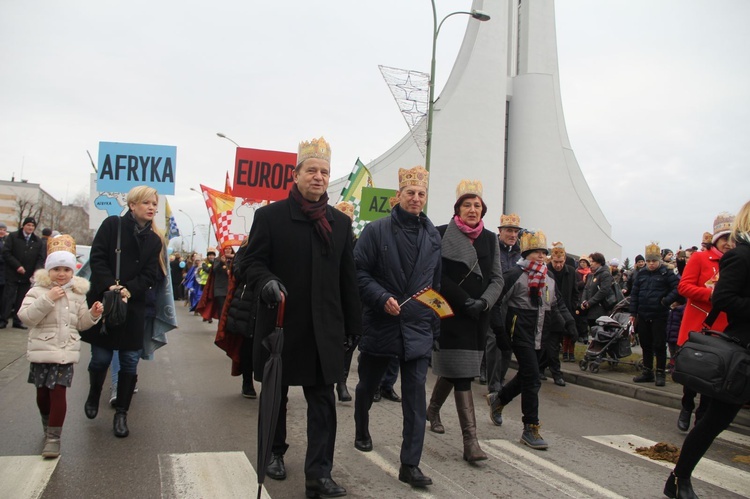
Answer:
[
  {"xmin": 463, "ymin": 298, "xmax": 486, "ymax": 320},
  {"xmin": 261, "ymin": 280, "xmax": 287, "ymax": 304},
  {"xmin": 432, "ymin": 339, "xmax": 440, "ymax": 352}
]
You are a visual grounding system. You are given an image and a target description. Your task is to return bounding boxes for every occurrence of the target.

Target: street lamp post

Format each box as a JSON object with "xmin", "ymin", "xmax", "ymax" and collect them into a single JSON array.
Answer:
[
  {"xmin": 424, "ymin": 2, "xmax": 490, "ymax": 176},
  {"xmin": 178, "ymin": 209, "xmax": 195, "ymax": 253},
  {"xmin": 216, "ymin": 132, "xmax": 240, "ymax": 148}
]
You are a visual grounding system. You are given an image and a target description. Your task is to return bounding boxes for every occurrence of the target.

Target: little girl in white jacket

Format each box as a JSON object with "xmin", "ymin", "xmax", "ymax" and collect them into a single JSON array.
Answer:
[{"xmin": 18, "ymin": 235, "xmax": 103, "ymax": 459}]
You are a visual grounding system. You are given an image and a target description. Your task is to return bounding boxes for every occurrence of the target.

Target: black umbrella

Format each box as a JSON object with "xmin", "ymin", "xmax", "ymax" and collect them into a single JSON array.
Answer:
[{"xmin": 256, "ymin": 293, "xmax": 285, "ymax": 499}]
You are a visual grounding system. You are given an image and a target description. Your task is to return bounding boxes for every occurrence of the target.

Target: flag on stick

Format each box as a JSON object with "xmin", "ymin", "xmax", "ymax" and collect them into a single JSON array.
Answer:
[
  {"xmin": 338, "ymin": 158, "xmax": 374, "ymax": 237},
  {"xmin": 165, "ymin": 199, "xmax": 180, "ymax": 239},
  {"xmin": 400, "ymin": 287, "xmax": 454, "ymax": 319},
  {"xmin": 224, "ymin": 172, "xmax": 233, "ymax": 195},
  {"xmin": 199, "ymin": 184, "xmax": 269, "ymax": 249}
]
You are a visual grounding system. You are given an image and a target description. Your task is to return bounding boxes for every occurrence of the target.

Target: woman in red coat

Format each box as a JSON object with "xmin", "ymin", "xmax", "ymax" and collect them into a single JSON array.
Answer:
[{"xmin": 675, "ymin": 212, "xmax": 734, "ymax": 431}]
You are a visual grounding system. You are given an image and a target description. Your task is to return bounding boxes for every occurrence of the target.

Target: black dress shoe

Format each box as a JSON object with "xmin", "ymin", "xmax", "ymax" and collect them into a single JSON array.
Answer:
[
  {"xmin": 304, "ymin": 477, "xmax": 346, "ymax": 498},
  {"xmin": 373, "ymin": 388, "xmax": 381, "ymax": 402},
  {"xmin": 0, "ymin": 320, "xmax": 7, "ymax": 329},
  {"xmin": 354, "ymin": 437, "xmax": 372, "ymax": 452},
  {"xmin": 336, "ymin": 383, "xmax": 352, "ymax": 402},
  {"xmin": 266, "ymin": 453, "xmax": 286, "ymax": 480},
  {"xmin": 539, "ymin": 372, "xmax": 547, "ymax": 381},
  {"xmin": 12, "ymin": 322, "xmax": 28, "ymax": 330},
  {"xmin": 553, "ymin": 377, "xmax": 566, "ymax": 387},
  {"xmin": 380, "ymin": 387, "xmax": 401, "ymax": 402},
  {"xmin": 398, "ymin": 464, "xmax": 432, "ymax": 487}
]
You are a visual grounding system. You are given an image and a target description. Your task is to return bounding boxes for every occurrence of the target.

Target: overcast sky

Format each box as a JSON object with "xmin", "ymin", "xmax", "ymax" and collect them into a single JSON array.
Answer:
[{"xmin": 1, "ymin": 0, "xmax": 748, "ymax": 261}]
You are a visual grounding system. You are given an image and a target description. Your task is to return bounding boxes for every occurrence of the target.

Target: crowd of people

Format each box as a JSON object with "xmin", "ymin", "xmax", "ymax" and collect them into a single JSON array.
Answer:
[{"xmin": 4, "ymin": 136, "xmax": 749, "ymax": 498}]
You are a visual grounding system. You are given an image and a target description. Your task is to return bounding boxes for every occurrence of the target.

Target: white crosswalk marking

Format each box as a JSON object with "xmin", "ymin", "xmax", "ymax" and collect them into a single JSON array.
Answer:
[
  {"xmin": 158, "ymin": 451, "xmax": 271, "ymax": 499},
  {"xmin": 483, "ymin": 440, "xmax": 627, "ymax": 499},
  {"xmin": 0, "ymin": 455, "xmax": 59, "ymax": 499},
  {"xmin": 719, "ymin": 429, "xmax": 750, "ymax": 448},
  {"xmin": 584, "ymin": 434, "xmax": 750, "ymax": 497}
]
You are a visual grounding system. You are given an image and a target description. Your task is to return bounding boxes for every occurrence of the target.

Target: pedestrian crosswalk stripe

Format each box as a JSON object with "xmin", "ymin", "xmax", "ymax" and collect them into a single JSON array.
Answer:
[
  {"xmin": 719, "ymin": 429, "xmax": 750, "ymax": 448},
  {"xmin": 0, "ymin": 455, "xmax": 59, "ymax": 499},
  {"xmin": 483, "ymin": 440, "xmax": 627, "ymax": 499},
  {"xmin": 158, "ymin": 451, "xmax": 271, "ymax": 499},
  {"xmin": 357, "ymin": 446, "xmax": 437, "ymax": 498},
  {"xmin": 584, "ymin": 434, "xmax": 750, "ymax": 497}
]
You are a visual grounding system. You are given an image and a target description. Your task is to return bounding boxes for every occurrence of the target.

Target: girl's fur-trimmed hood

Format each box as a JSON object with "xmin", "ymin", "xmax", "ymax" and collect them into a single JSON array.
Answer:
[{"xmin": 32, "ymin": 269, "xmax": 91, "ymax": 295}]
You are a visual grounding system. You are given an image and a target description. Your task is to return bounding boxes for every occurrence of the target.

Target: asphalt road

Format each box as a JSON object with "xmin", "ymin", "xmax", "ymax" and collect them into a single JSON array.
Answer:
[{"xmin": 1, "ymin": 304, "xmax": 749, "ymax": 498}]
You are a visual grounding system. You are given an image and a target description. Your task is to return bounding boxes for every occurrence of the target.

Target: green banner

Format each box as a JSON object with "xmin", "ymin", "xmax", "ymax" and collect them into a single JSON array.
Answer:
[{"xmin": 359, "ymin": 187, "xmax": 397, "ymax": 221}]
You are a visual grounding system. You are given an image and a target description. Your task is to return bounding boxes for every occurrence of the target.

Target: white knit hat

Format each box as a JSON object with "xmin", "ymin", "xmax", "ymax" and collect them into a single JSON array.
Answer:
[{"xmin": 45, "ymin": 251, "xmax": 76, "ymax": 271}]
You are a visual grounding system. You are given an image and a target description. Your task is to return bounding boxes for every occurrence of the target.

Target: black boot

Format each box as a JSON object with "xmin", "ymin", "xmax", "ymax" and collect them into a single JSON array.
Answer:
[
  {"xmin": 664, "ymin": 471, "xmax": 698, "ymax": 498},
  {"xmin": 633, "ymin": 367, "xmax": 654, "ymax": 383},
  {"xmin": 655, "ymin": 369, "xmax": 666, "ymax": 387},
  {"xmin": 84, "ymin": 370, "xmax": 108, "ymax": 419},
  {"xmin": 336, "ymin": 382, "xmax": 352, "ymax": 402},
  {"xmin": 113, "ymin": 373, "xmax": 137, "ymax": 438}
]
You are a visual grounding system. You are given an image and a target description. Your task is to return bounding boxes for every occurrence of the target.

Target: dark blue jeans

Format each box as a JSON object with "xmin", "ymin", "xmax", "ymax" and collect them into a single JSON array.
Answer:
[{"xmin": 89, "ymin": 345, "xmax": 140, "ymax": 375}]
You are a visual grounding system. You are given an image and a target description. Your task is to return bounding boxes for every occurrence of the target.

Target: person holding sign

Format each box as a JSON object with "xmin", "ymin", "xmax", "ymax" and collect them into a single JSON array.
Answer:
[
  {"xmin": 81, "ymin": 186, "xmax": 165, "ymax": 438},
  {"xmin": 427, "ymin": 180, "xmax": 503, "ymax": 463},
  {"xmin": 240, "ymin": 137, "xmax": 361, "ymax": 499},
  {"xmin": 353, "ymin": 165, "xmax": 442, "ymax": 488}
]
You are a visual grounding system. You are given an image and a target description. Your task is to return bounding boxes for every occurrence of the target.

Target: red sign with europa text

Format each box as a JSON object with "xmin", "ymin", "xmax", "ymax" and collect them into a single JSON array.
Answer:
[{"xmin": 233, "ymin": 147, "xmax": 297, "ymax": 201}]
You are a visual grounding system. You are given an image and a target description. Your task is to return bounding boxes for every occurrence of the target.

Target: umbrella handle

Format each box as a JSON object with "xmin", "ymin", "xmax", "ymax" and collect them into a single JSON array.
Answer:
[{"xmin": 276, "ymin": 292, "xmax": 285, "ymax": 327}]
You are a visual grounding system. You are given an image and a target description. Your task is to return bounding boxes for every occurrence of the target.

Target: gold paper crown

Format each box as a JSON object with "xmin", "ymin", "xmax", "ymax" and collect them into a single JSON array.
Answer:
[
  {"xmin": 47, "ymin": 235, "xmax": 76, "ymax": 255},
  {"xmin": 455, "ymin": 179, "xmax": 483, "ymax": 200},
  {"xmin": 713, "ymin": 212, "xmax": 734, "ymax": 235},
  {"xmin": 398, "ymin": 166, "xmax": 429, "ymax": 190},
  {"xmin": 550, "ymin": 241, "xmax": 566, "ymax": 259},
  {"xmin": 498, "ymin": 213, "xmax": 521, "ymax": 229},
  {"xmin": 520, "ymin": 230, "xmax": 547, "ymax": 255},
  {"xmin": 645, "ymin": 242, "xmax": 661, "ymax": 260},
  {"xmin": 335, "ymin": 201, "xmax": 355, "ymax": 221},
  {"xmin": 702, "ymin": 232, "xmax": 713, "ymax": 244},
  {"xmin": 297, "ymin": 136, "xmax": 331, "ymax": 165}
]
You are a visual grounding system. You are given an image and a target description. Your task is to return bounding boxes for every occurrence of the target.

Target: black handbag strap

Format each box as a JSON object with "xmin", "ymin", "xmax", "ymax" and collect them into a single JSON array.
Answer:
[
  {"xmin": 703, "ymin": 307, "xmax": 720, "ymax": 328},
  {"xmin": 115, "ymin": 216, "xmax": 122, "ymax": 285}
]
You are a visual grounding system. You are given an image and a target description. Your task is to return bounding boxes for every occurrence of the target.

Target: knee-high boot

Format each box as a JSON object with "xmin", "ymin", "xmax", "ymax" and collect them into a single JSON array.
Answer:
[
  {"xmin": 84, "ymin": 370, "xmax": 108, "ymax": 419},
  {"xmin": 454, "ymin": 390, "xmax": 487, "ymax": 462},
  {"xmin": 113, "ymin": 373, "xmax": 137, "ymax": 438},
  {"xmin": 427, "ymin": 377, "xmax": 453, "ymax": 434}
]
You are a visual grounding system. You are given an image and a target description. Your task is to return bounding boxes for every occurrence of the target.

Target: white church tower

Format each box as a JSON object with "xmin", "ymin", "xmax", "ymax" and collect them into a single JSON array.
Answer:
[{"xmin": 334, "ymin": 0, "xmax": 620, "ymax": 258}]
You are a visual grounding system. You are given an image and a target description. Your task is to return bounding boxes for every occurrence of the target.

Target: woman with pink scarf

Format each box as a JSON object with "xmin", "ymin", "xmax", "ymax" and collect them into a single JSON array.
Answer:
[{"xmin": 427, "ymin": 180, "xmax": 503, "ymax": 463}]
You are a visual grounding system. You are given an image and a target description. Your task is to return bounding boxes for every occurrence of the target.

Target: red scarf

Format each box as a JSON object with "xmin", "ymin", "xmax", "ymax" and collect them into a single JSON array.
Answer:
[
  {"xmin": 453, "ymin": 215, "xmax": 484, "ymax": 242},
  {"xmin": 520, "ymin": 258, "xmax": 547, "ymax": 297},
  {"xmin": 289, "ymin": 184, "xmax": 332, "ymax": 252},
  {"xmin": 577, "ymin": 267, "xmax": 591, "ymax": 279}
]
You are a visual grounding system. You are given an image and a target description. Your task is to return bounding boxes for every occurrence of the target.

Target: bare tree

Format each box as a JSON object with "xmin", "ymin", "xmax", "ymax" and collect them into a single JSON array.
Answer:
[{"xmin": 15, "ymin": 194, "xmax": 42, "ymax": 228}]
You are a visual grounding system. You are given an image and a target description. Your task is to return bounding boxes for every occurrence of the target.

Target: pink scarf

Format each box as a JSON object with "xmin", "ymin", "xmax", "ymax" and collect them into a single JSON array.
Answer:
[
  {"xmin": 453, "ymin": 215, "xmax": 484, "ymax": 242},
  {"xmin": 520, "ymin": 258, "xmax": 547, "ymax": 297}
]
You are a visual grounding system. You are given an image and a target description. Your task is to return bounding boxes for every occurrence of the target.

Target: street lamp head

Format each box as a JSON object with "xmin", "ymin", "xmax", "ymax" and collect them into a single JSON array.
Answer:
[
  {"xmin": 471, "ymin": 10, "xmax": 490, "ymax": 22},
  {"xmin": 216, "ymin": 132, "xmax": 227, "ymax": 138}
]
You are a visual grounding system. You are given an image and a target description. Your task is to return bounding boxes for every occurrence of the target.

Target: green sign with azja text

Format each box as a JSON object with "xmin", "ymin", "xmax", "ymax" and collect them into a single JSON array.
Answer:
[{"xmin": 359, "ymin": 187, "xmax": 398, "ymax": 221}]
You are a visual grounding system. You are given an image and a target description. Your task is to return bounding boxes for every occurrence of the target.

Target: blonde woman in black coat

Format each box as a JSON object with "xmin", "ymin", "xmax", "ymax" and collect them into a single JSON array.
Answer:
[
  {"xmin": 81, "ymin": 186, "xmax": 164, "ymax": 438},
  {"xmin": 664, "ymin": 199, "xmax": 750, "ymax": 498}
]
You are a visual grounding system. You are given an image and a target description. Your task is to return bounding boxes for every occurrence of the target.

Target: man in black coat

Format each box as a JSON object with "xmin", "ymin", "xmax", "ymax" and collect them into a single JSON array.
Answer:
[
  {"xmin": 1, "ymin": 217, "xmax": 45, "ymax": 329},
  {"xmin": 241, "ymin": 137, "xmax": 361, "ymax": 499},
  {"xmin": 483, "ymin": 214, "xmax": 522, "ymax": 399},
  {"xmin": 542, "ymin": 243, "xmax": 579, "ymax": 386},
  {"xmin": 353, "ymin": 165, "xmax": 442, "ymax": 489}
]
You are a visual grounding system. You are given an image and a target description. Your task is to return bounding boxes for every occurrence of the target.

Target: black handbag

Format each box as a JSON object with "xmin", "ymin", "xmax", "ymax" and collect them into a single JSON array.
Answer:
[
  {"xmin": 101, "ymin": 217, "xmax": 128, "ymax": 333},
  {"xmin": 672, "ymin": 310, "xmax": 750, "ymax": 405}
]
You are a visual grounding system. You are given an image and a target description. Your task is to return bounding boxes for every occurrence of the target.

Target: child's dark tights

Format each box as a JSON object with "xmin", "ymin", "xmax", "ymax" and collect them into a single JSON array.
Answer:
[{"xmin": 36, "ymin": 385, "xmax": 67, "ymax": 427}]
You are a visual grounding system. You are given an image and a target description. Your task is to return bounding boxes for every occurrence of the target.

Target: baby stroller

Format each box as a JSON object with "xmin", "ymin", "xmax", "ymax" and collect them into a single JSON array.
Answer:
[{"xmin": 579, "ymin": 298, "xmax": 641, "ymax": 373}]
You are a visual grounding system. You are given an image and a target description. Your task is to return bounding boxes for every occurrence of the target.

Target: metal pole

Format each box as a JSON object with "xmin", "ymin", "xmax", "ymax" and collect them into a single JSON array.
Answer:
[{"xmin": 179, "ymin": 209, "xmax": 194, "ymax": 253}]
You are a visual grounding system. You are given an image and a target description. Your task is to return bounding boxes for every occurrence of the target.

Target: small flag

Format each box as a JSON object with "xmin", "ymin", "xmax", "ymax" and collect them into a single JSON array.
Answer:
[
  {"xmin": 402, "ymin": 287, "xmax": 454, "ymax": 319},
  {"xmin": 165, "ymin": 200, "xmax": 180, "ymax": 240},
  {"xmin": 224, "ymin": 172, "xmax": 233, "ymax": 196},
  {"xmin": 339, "ymin": 158, "xmax": 374, "ymax": 237}
]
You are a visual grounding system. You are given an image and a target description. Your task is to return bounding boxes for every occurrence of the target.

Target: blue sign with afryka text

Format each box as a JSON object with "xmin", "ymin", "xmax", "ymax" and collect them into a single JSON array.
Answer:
[{"xmin": 97, "ymin": 141, "xmax": 176, "ymax": 194}]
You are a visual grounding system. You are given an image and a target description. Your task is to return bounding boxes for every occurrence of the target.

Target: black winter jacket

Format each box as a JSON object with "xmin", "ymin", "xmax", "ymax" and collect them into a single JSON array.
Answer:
[
  {"xmin": 629, "ymin": 263, "xmax": 680, "ymax": 319},
  {"xmin": 2, "ymin": 230, "xmax": 45, "ymax": 283},
  {"xmin": 712, "ymin": 240, "xmax": 750, "ymax": 346}
]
